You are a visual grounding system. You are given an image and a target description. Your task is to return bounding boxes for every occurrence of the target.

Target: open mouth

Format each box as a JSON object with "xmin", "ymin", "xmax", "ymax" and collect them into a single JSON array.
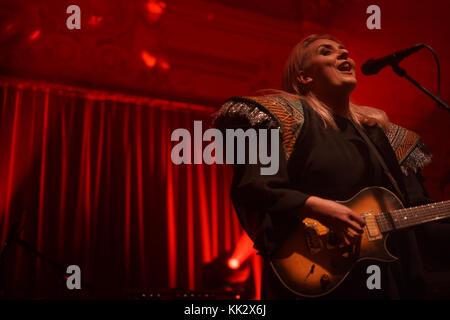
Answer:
[{"xmin": 337, "ymin": 61, "xmax": 353, "ymax": 73}]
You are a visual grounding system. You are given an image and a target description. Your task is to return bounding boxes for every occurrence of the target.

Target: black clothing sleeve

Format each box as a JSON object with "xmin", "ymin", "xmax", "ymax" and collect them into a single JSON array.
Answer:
[
  {"xmin": 402, "ymin": 168, "xmax": 435, "ymax": 206},
  {"xmin": 230, "ymin": 135, "xmax": 311, "ymax": 259},
  {"xmin": 213, "ymin": 101, "xmax": 310, "ymax": 258}
]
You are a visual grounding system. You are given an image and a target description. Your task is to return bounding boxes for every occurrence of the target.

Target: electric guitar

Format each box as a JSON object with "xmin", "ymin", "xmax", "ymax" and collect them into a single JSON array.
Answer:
[{"xmin": 269, "ymin": 186, "xmax": 450, "ymax": 297}]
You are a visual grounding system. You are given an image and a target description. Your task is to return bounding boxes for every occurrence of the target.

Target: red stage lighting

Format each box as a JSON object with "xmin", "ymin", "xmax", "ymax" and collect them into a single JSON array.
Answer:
[
  {"xmin": 157, "ymin": 59, "xmax": 170, "ymax": 71},
  {"xmin": 29, "ymin": 30, "xmax": 40, "ymax": 41},
  {"xmin": 141, "ymin": 50, "xmax": 157, "ymax": 68},
  {"xmin": 228, "ymin": 232, "xmax": 257, "ymax": 270},
  {"xmin": 227, "ymin": 258, "xmax": 240, "ymax": 270},
  {"xmin": 87, "ymin": 16, "xmax": 103, "ymax": 27},
  {"xmin": 145, "ymin": 0, "xmax": 167, "ymax": 22}
]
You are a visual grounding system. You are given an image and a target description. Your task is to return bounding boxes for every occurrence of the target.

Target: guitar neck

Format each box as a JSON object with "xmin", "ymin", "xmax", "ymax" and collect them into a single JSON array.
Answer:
[{"xmin": 376, "ymin": 200, "xmax": 450, "ymax": 232}]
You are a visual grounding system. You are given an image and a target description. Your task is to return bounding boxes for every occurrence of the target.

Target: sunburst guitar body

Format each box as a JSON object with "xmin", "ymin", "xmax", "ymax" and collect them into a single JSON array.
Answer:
[{"xmin": 269, "ymin": 186, "xmax": 450, "ymax": 298}]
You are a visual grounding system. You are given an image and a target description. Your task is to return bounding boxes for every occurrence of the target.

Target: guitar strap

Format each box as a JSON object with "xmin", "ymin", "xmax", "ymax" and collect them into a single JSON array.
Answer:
[{"xmin": 350, "ymin": 121, "xmax": 407, "ymax": 205}]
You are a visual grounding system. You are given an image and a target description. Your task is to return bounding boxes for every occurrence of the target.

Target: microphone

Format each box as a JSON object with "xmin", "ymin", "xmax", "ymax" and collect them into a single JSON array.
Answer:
[{"xmin": 361, "ymin": 43, "xmax": 425, "ymax": 75}]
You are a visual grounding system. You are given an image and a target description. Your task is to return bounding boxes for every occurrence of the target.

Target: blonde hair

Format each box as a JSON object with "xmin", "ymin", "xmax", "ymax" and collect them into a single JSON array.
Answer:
[{"xmin": 280, "ymin": 34, "xmax": 389, "ymax": 131}]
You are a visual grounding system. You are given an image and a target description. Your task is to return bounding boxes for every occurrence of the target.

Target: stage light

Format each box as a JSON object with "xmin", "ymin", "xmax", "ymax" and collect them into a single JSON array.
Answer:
[
  {"xmin": 227, "ymin": 258, "xmax": 240, "ymax": 270},
  {"xmin": 29, "ymin": 30, "xmax": 40, "ymax": 41},
  {"xmin": 141, "ymin": 50, "xmax": 157, "ymax": 68},
  {"xmin": 202, "ymin": 251, "xmax": 253, "ymax": 297},
  {"xmin": 228, "ymin": 232, "xmax": 257, "ymax": 270},
  {"xmin": 145, "ymin": 0, "xmax": 167, "ymax": 22},
  {"xmin": 87, "ymin": 16, "xmax": 103, "ymax": 27},
  {"xmin": 157, "ymin": 59, "xmax": 170, "ymax": 71}
]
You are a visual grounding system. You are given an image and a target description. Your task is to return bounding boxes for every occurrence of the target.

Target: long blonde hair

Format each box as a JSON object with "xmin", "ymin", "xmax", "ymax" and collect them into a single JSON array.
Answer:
[{"xmin": 279, "ymin": 34, "xmax": 389, "ymax": 131}]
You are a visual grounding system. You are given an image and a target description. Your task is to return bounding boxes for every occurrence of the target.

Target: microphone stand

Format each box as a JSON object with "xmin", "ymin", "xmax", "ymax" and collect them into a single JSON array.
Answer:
[
  {"xmin": 391, "ymin": 64, "xmax": 450, "ymax": 112},
  {"xmin": 0, "ymin": 209, "xmax": 94, "ymax": 296}
]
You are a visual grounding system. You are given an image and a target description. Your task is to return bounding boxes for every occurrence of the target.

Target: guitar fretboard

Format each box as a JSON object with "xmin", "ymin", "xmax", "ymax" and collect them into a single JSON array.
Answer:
[{"xmin": 375, "ymin": 200, "xmax": 450, "ymax": 233}]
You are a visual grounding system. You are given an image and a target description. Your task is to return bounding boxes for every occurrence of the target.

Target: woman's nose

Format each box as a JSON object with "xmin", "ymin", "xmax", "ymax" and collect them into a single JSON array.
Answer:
[{"xmin": 338, "ymin": 50, "xmax": 349, "ymax": 60}]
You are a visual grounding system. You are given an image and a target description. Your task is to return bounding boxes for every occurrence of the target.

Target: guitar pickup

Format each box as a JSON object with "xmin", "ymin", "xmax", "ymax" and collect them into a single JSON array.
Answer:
[{"xmin": 363, "ymin": 214, "xmax": 382, "ymax": 241}]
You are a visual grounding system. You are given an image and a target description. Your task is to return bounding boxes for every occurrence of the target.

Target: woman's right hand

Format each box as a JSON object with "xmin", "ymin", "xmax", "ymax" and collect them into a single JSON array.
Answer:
[{"xmin": 300, "ymin": 196, "xmax": 366, "ymax": 246}]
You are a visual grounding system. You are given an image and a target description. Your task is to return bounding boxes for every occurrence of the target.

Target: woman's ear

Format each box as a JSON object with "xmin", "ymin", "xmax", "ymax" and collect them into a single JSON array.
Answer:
[{"xmin": 297, "ymin": 71, "xmax": 313, "ymax": 85}]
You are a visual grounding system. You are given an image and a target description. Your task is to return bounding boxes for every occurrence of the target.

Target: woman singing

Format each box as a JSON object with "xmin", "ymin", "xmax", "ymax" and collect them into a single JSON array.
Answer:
[{"xmin": 213, "ymin": 34, "xmax": 449, "ymax": 299}]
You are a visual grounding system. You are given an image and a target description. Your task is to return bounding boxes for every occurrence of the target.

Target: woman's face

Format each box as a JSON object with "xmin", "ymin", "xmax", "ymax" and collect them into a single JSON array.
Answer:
[{"xmin": 300, "ymin": 39, "xmax": 357, "ymax": 96}]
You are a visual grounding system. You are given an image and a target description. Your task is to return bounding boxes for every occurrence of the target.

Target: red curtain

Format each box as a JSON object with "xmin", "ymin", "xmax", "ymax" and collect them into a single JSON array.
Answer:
[{"xmin": 0, "ymin": 78, "xmax": 262, "ymax": 299}]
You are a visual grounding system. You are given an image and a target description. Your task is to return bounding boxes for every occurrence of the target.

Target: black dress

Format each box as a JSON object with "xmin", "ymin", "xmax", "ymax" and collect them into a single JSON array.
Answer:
[{"xmin": 230, "ymin": 103, "xmax": 432, "ymax": 299}]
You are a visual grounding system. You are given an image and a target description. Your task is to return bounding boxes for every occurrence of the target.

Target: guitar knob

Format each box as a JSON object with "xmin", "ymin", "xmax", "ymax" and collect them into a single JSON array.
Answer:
[{"xmin": 320, "ymin": 274, "xmax": 330, "ymax": 288}]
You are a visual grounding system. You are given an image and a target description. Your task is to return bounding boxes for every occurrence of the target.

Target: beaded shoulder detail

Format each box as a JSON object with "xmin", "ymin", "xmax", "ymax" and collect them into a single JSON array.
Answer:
[
  {"xmin": 386, "ymin": 123, "xmax": 432, "ymax": 175},
  {"xmin": 212, "ymin": 95, "xmax": 305, "ymax": 159}
]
